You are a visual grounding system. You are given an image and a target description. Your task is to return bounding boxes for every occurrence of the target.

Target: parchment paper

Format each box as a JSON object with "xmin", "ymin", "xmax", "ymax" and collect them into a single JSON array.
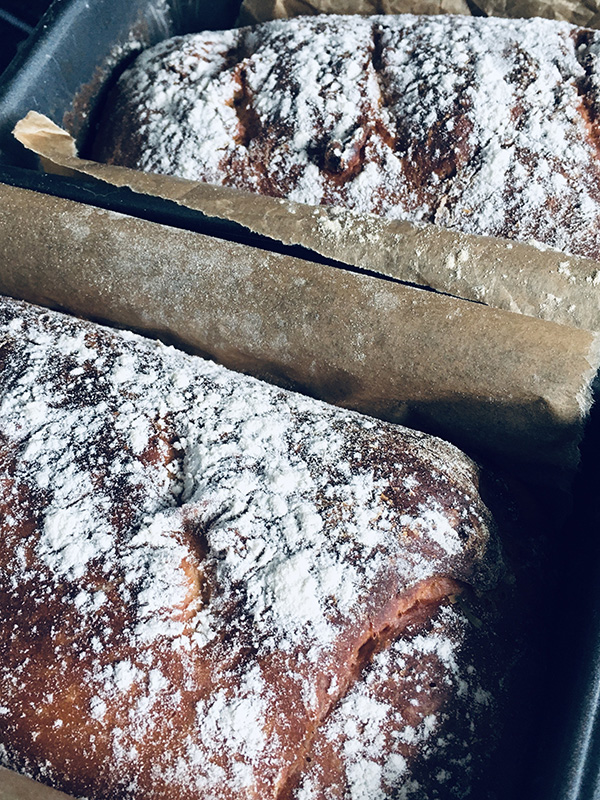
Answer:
[
  {"xmin": 238, "ymin": 0, "xmax": 600, "ymax": 26},
  {"xmin": 13, "ymin": 112, "xmax": 600, "ymax": 332},
  {"xmin": 237, "ymin": 0, "xmax": 472, "ymax": 24},
  {"xmin": 0, "ymin": 768, "xmax": 72, "ymax": 800},
  {"xmin": 1, "ymin": 181, "xmax": 598, "ymax": 484}
]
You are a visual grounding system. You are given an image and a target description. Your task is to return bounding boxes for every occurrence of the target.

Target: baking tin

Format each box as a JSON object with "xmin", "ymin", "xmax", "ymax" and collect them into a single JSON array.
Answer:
[
  {"xmin": 0, "ymin": 2, "xmax": 57, "ymax": 77},
  {"xmin": 0, "ymin": 0, "xmax": 242, "ymax": 168},
  {"xmin": 0, "ymin": 2, "xmax": 599, "ymax": 799},
  {"xmin": 0, "ymin": 9, "xmax": 34, "ymax": 77},
  {"xmin": 524, "ymin": 386, "xmax": 600, "ymax": 800}
]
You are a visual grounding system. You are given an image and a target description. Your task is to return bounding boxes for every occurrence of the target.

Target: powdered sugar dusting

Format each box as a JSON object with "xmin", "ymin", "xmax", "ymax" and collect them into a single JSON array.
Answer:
[
  {"xmin": 0, "ymin": 297, "xmax": 501, "ymax": 798},
  {"xmin": 296, "ymin": 604, "xmax": 496, "ymax": 799},
  {"xmin": 97, "ymin": 13, "xmax": 600, "ymax": 261}
]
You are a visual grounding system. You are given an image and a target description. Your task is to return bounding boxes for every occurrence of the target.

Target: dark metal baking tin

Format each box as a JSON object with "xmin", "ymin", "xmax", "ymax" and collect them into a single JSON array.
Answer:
[
  {"xmin": 0, "ymin": 3, "xmax": 599, "ymax": 800},
  {"xmin": 0, "ymin": 0, "xmax": 243, "ymax": 167}
]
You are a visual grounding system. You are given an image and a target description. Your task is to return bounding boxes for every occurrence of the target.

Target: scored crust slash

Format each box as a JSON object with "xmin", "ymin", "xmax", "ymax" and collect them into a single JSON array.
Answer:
[{"xmin": 94, "ymin": 14, "xmax": 600, "ymax": 265}]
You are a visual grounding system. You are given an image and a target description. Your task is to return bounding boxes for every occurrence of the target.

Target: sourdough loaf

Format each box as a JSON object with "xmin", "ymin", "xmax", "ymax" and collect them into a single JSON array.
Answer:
[
  {"xmin": 93, "ymin": 13, "xmax": 600, "ymax": 261},
  {"xmin": 0, "ymin": 296, "xmax": 504, "ymax": 799}
]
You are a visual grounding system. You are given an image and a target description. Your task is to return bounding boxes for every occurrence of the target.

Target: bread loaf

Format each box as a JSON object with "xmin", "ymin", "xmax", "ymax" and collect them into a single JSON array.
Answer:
[
  {"xmin": 0, "ymin": 295, "xmax": 504, "ymax": 799},
  {"xmin": 93, "ymin": 13, "xmax": 600, "ymax": 261}
]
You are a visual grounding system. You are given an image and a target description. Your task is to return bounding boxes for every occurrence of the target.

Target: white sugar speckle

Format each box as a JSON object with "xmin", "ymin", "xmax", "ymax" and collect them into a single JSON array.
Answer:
[
  {"xmin": 98, "ymin": 13, "xmax": 600, "ymax": 262},
  {"xmin": 0, "ymin": 289, "xmax": 499, "ymax": 796}
]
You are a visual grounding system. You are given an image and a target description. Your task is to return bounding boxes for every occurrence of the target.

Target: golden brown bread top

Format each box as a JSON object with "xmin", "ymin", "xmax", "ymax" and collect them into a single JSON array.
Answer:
[
  {"xmin": 93, "ymin": 13, "xmax": 600, "ymax": 261},
  {"xmin": 0, "ymin": 296, "xmax": 502, "ymax": 798},
  {"xmin": 283, "ymin": 601, "xmax": 497, "ymax": 800}
]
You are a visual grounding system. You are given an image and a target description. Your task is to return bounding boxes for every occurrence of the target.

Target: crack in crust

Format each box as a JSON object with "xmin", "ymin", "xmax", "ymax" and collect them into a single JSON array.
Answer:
[{"xmin": 275, "ymin": 577, "xmax": 465, "ymax": 799}]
